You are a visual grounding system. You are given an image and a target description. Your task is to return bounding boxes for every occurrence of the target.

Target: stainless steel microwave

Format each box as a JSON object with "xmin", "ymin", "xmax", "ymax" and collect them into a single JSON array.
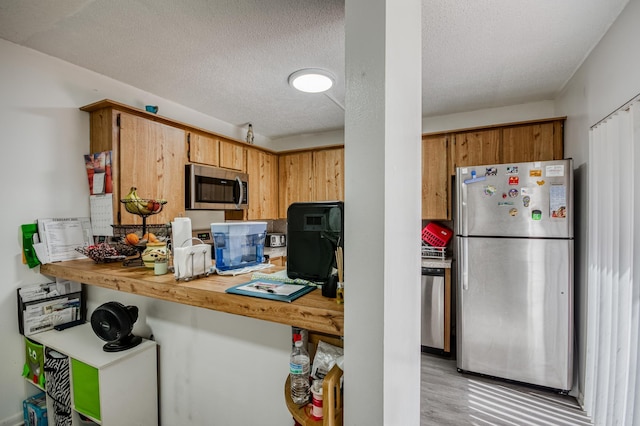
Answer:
[{"xmin": 185, "ymin": 164, "xmax": 248, "ymax": 210}]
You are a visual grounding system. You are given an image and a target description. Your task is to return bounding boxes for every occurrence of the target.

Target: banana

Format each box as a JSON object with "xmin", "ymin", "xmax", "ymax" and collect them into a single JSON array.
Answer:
[
  {"xmin": 122, "ymin": 187, "xmax": 136, "ymax": 214},
  {"xmin": 136, "ymin": 199, "xmax": 152, "ymax": 215},
  {"xmin": 133, "ymin": 193, "xmax": 152, "ymax": 215},
  {"xmin": 123, "ymin": 187, "xmax": 140, "ymax": 214},
  {"xmin": 123, "ymin": 187, "xmax": 138, "ymax": 200},
  {"xmin": 123, "ymin": 187, "xmax": 152, "ymax": 215}
]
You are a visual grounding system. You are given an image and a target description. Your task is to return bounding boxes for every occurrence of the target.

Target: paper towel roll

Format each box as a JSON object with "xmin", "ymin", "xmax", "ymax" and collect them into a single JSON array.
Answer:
[{"xmin": 171, "ymin": 217, "xmax": 192, "ymax": 248}]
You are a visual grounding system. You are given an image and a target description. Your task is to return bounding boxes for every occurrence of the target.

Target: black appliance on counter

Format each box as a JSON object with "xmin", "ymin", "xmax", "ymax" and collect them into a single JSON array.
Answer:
[{"xmin": 286, "ymin": 201, "xmax": 344, "ymax": 283}]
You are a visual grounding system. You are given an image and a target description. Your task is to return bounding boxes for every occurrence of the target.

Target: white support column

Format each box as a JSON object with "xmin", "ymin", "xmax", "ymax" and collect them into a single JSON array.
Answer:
[{"xmin": 344, "ymin": 0, "xmax": 422, "ymax": 424}]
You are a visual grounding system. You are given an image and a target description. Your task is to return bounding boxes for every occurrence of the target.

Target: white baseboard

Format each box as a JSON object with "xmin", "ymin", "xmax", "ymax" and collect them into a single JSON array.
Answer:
[
  {"xmin": 0, "ymin": 412, "xmax": 23, "ymax": 426},
  {"xmin": 578, "ymin": 390, "xmax": 588, "ymax": 414}
]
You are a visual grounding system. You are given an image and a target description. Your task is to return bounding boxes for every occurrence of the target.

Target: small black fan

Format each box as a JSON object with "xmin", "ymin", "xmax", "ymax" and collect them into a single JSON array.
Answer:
[{"xmin": 90, "ymin": 302, "xmax": 142, "ymax": 352}]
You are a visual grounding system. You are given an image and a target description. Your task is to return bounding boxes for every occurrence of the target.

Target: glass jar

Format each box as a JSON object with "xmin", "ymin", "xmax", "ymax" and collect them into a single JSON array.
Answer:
[{"xmin": 154, "ymin": 258, "xmax": 168, "ymax": 275}]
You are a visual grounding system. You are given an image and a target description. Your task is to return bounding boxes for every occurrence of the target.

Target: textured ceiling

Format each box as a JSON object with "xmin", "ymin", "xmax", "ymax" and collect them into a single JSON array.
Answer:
[{"xmin": 0, "ymin": 0, "xmax": 630, "ymax": 139}]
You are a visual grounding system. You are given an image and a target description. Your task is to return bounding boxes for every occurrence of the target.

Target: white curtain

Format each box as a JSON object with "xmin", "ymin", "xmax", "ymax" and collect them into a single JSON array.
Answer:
[{"xmin": 586, "ymin": 97, "xmax": 640, "ymax": 425}]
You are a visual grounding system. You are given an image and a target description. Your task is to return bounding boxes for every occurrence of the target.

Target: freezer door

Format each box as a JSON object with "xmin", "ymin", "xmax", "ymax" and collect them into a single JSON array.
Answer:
[
  {"xmin": 456, "ymin": 159, "xmax": 572, "ymax": 238},
  {"xmin": 421, "ymin": 274, "xmax": 445, "ymax": 350},
  {"xmin": 456, "ymin": 236, "xmax": 573, "ymax": 391}
]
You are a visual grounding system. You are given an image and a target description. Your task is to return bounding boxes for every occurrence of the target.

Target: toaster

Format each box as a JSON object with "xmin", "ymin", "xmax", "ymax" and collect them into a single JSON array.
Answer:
[{"xmin": 266, "ymin": 233, "xmax": 286, "ymax": 247}]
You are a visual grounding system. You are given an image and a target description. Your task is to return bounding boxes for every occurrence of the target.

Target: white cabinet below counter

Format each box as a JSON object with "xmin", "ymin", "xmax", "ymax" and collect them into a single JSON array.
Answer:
[{"xmin": 24, "ymin": 323, "xmax": 157, "ymax": 426}]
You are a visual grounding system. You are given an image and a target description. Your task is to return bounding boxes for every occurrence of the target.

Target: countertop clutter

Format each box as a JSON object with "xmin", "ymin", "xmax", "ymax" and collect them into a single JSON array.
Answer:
[{"xmin": 40, "ymin": 260, "xmax": 344, "ymax": 336}]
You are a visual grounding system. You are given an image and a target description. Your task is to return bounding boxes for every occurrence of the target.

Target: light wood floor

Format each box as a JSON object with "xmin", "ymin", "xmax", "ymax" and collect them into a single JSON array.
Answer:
[{"xmin": 421, "ymin": 353, "xmax": 593, "ymax": 425}]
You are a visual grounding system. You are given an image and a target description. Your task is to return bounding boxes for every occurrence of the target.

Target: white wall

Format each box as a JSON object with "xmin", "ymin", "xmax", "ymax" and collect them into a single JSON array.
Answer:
[
  {"xmin": 0, "ymin": 39, "xmax": 291, "ymax": 425},
  {"xmin": 270, "ymin": 100, "xmax": 558, "ymax": 150},
  {"xmin": 270, "ymin": 129, "xmax": 345, "ymax": 151},
  {"xmin": 422, "ymin": 100, "xmax": 557, "ymax": 134},
  {"xmin": 343, "ymin": 1, "xmax": 422, "ymax": 424},
  {"xmin": 555, "ymin": 0, "xmax": 640, "ymax": 407}
]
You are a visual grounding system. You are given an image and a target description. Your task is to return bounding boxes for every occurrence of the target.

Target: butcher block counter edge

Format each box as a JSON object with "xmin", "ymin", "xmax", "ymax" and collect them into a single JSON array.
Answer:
[{"xmin": 40, "ymin": 260, "xmax": 344, "ymax": 336}]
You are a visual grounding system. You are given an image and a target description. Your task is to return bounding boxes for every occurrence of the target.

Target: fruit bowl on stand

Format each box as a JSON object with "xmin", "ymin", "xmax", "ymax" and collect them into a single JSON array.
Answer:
[
  {"xmin": 119, "ymin": 191, "xmax": 167, "ymax": 266},
  {"xmin": 120, "ymin": 198, "xmax": 166, "ymax": 228}
]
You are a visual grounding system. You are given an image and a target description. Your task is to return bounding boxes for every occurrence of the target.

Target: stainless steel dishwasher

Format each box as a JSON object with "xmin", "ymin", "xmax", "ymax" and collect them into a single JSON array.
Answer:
[{"xmin": 421, "ymin": 267, "xmax": 445, "ymax": 352}]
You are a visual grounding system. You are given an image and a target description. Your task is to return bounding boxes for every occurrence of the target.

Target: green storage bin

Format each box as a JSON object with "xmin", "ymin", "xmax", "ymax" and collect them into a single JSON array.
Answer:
[
  {"xmin": 71, "ymin": 359, "xmax": 100, "ymax": 421},
  {"xmin": 23, "ymin": 337, "xmax": 45, "ymax": 388}
]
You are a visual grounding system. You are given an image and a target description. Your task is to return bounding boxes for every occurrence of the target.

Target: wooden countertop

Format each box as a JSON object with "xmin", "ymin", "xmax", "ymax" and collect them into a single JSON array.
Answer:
[{"xmin": 40, "ymin": 260, "xmax": 343, "ymax": 336}]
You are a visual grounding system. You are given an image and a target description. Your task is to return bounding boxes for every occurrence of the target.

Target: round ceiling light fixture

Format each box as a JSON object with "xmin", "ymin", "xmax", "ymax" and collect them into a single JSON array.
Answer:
[{"xmin": 288, "ymin": 68, "xmax": 335, "ymax": 93}]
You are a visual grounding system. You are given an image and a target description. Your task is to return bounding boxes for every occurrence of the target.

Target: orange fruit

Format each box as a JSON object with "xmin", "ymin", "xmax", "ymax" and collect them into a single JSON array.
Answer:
[
  {"xmin": 125, "ymin": 233, "xmax": 140, "ymax": 245},
  {"xmin": 142, "ymin": 232, "xmax": 158, "ymax": 243}
]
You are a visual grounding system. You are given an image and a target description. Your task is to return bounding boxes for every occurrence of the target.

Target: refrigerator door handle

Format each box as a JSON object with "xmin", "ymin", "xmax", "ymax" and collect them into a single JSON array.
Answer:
[{"xmin": 461, "ymin": 237, "xmax": 468, "ymax": 291}]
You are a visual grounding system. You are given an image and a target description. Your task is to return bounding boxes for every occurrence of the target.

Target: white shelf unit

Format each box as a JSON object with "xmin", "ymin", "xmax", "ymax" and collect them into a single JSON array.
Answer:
[{"xmin": 24, "ymin": 323, "xmax": 157, "ymax": 426}]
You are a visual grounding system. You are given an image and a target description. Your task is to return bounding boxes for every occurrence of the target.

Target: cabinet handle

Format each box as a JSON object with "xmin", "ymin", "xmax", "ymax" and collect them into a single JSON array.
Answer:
[
  {"xmin": 461, "ymin": 238, "xmax": 468, "ymax": 291},
  {"xmin": 234, "ymin": 176, "xmax": 244, "ymax": 209}
]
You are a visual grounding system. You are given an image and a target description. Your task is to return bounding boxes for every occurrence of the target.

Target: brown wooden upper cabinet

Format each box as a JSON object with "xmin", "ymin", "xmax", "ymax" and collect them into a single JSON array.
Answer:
[
  {"xmin": 219, "ymin": 140, "xmax": 246, "ymax": 172},
  {"xmin": 246, "ymin": 149, "xmax": 279, "ymax": 220},
  {"xmin": 422, "ymin": 117, "xmax": 565, "ymax": 220},
  {"xmin": 187, "ymin": 132, "xmax": 219, "ymax": 166},
  {"xmin": 82, "ymin": 100, "xmax": 282, "ymax": 224},
  {"xmin": 278, "ymin": 151, "xmax": 314, "ymax": 218},
  {"xmin": 313, "ymin": 148, "xmax": 345, "ymax": 202},
  {"xmin": 422, "ymin": 135, "xmax": 450, "ymax": 220},
  {"xmin": 82, "ymin": 104, "xmax": 187, "ymax": 225},
  {"xmin": 277, "ymin": 147, "xmax": 344, "ymax": 218},
  {"xmin": 452, "ymin": 119, "xmax": 564, "ymax": 168},
  {"xmin": 453, "ymin": 128, "xmax": 502, "ymax": 168},
  {"xmin": 501, "ymin": 121, "xmax": 563, "ymax": 163},
  {"xmin": 188, "ymin": 133, "xmax": 246, "ymax": 172}
]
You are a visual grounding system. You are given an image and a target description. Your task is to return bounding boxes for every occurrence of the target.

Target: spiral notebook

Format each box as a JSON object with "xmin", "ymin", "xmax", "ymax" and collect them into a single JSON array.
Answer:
[{"xmin": 225, "ymin": 279, "xmax": 316, "ymax": 302}]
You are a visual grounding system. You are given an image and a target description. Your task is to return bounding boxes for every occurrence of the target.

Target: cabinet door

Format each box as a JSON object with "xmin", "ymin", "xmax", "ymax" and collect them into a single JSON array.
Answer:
[
  {"xmin": 118, "ymin": 112, "xmax": 186, "ymax": 224},
  {"xmin": 422, "ymin": 135, "xmax": 449, "ymax": 220},
  {"xmin": 502, "ymin": 120, "xmax": 563, "ymax": 163},
  {"xmin": 313, "ymin": 148, "xmax": 344, "ymax": 202},
  {"xmin": 219, "ymin": 140, "xmax": 246, "ymax": 171},
  {"xmin": 453, "ymin": 129, "xmax": 501, "ymax": 167},
  {"xmin": 278, "ymin": 152, "xmax": 314, "ymax": 218},
  {"xmin": 270, "ymin": 256, "xmax": 286, "ymax": 266},
  {"xmin": 188, "ymin": 132, "xmax": 219, "ymax": 166},
  {"xmin": 247, "ymin": 149, "xmax": 279, "ymax": 220},
  {"xmin": 71, "ymin": 359, "xmax": 101, "ymax": 421}
]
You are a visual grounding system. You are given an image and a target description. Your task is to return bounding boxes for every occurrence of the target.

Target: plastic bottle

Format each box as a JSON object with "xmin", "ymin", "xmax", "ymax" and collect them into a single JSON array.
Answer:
[{"xmin": 290, "ymin": 339, "xmax": 310, "ymax": 405}]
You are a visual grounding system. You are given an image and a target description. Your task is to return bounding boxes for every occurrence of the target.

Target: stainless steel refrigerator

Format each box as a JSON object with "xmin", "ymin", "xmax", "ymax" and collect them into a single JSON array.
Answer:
[{"xmin": 455, "ymin": 158, "xmax": 573, "ymax": 391}]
